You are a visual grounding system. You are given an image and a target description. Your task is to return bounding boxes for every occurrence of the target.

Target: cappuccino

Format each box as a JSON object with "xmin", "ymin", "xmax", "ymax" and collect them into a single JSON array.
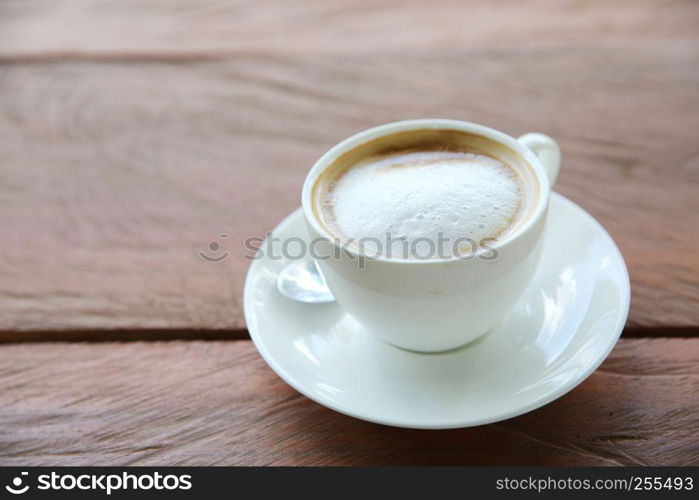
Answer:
[{"xmin": 313, "ymin": 129, "xmax": 537, "ymax": 259}]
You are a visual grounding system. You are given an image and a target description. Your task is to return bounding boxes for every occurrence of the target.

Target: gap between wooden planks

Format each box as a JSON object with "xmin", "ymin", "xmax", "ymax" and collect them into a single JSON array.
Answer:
[
  {"xmin": 0, "ymin": 327, "xmax": 697, "ymax": 343},
  {"xmin": 0, "ymin": 338, "xmax": 697, "ymax": 466}
]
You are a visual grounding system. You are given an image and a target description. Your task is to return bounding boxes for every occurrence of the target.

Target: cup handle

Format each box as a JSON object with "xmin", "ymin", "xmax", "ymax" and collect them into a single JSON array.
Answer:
[{"xmin": 517, "ymin": 133, "xmax": 560, "ymax": 187}]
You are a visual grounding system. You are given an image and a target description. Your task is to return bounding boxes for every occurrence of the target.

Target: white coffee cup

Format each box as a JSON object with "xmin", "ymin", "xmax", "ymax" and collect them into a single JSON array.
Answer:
[{"xmin": 302, "ymin": 119, "xmax": 560, "ymax": 352}]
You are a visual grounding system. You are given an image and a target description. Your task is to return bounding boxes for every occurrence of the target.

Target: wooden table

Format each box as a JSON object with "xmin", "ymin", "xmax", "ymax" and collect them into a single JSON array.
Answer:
[{"xmin": 1, "ymin": 0, "xmax": 698, "ymax": 466}]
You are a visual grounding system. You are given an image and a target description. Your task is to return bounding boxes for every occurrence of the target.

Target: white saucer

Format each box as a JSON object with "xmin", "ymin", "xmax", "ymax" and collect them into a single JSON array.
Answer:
[{"xmin": 244, "ymin": 193, "xmax": 630, "ymax": 429}]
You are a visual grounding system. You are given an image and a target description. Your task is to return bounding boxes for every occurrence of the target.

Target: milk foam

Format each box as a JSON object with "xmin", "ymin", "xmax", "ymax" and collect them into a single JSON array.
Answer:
[{"xmin": 322, "ymin": 151, "xmax": 523, "ymax": 258}]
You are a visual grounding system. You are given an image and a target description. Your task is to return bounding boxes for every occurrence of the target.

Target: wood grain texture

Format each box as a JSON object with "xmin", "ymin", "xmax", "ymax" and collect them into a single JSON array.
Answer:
[
  {"xmin": 0, "ymin": 0, "xmax": 697, "ymax": 335},
  {"xmin": 0, "ymin": 0, "xmax": 697, "ymax": 58},
  {"xmin": 0, "ymin": 338, "xmax": 697, "ymax": 466}
]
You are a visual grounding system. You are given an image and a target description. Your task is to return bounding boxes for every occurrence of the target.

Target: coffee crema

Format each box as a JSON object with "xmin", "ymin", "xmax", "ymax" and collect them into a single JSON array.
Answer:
[{"xmin": 312, "ymin": 129, "xmax": 537, "ymax": 260}]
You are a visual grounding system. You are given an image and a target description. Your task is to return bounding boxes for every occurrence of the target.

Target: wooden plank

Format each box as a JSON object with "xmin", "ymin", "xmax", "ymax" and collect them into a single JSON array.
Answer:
[
  {"xmin": 0, "ymin": 338, "xmax": 696, "ymax": 466},
  {"xmin": 1, "ymin": 0, "xmax": 697, "ymax": 58},
  {"xmin": 1, "ymin": 48, "xmax": 698, "ymax": 333},
  {"xmin": 0, "ymin": 0, "xmax": 697, "ymax": 334}
]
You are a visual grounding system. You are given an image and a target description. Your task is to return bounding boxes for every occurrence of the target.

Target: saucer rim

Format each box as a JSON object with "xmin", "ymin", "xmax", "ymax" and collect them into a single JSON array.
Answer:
[{"xmin": 244, "ymin": 193, "xmax": 631, "ymax": 429}]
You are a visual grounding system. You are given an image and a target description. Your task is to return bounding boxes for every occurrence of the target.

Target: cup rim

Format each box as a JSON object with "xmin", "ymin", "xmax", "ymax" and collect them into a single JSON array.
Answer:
[{"xmin": 301, "ymin": 119, "xmax": 551, "ymax": 264}]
